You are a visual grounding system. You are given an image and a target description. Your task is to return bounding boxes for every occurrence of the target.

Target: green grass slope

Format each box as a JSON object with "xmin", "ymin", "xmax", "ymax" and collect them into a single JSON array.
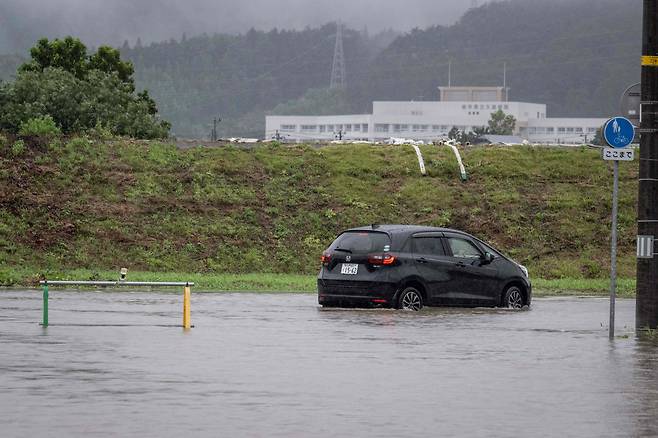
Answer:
[{"xmin": 0, "ymin": 138, "xmax": 638, "ymax": 288}]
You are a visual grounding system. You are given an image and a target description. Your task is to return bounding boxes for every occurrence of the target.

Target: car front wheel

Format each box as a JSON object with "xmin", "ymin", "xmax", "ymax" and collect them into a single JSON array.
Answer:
[
  {"xmin": 399, "ymin": 287, "xmax": 423, "ymax": 311},
  {"xmin": 503, "ymin": 286, "xmax": 524, "ymax": 309}
]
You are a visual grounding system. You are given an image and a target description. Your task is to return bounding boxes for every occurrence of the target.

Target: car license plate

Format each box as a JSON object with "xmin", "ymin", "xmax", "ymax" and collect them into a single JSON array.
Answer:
[{"xmin": 341, "ymin": 263, "xmax": 359, "ymax": 275}]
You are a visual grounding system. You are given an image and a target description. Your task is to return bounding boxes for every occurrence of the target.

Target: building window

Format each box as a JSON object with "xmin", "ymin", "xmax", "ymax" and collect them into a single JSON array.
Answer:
[
  {"xmin": 462, "ymin": 105, "xmax": 467, "ymax": 109},
  {"xmin": 362, "ymin": 124, "xmax": 369, "ymax": 132},
  {"xmin": 393, "ymin": 124, "xmax": 402, "ymax": 133},
  {"xmin": 432, "ymin": 125, "xmax": 441, "ymax": 132},
  {"xmin": 326, "ymin": 125, "xmax": 334, "ymax": 131},
  {"xmin": 529, "ymin": 127, "xmax": 537, "ymax": 134},
  {"xmin": 281, "ymin": 124, "xmax": 296, "ymax": 132},
  {"xmin": 566, "ymin": 127, "xmax": 575, "ymax": 133},
  {"xmin": 354, "ymin": 124, "xmax": 360, "ymax": 132},
  {"xmin": 411, "ymin": 110, "xmax": 423, "ymax": 116},
  {"xmin": 301, "ymin": 125, "xmax": 317, "ymax": 132},
  {"xmin": 375, "ymin": 124, "xmax": 389, "ymax": 133},
  {"xmin": 558, "ymin": 127, "xmax": 566, "ymax": 133},
  {"xmin": 547, "ymin": 127, "xmax": 555, "ymax": 134},
  {"xmin": 504, "ymin": 105, "xmax": 509, "ymax": 110},
  {"xmin": 319, "ymin": 125, "xmax": 326, "ymax": 133},
  {"xmin": 498, "ymin": 105, "xmax": 503, "ymax": 110},
  {"xmin": 345, "ymin": 124, "xmax": 352, "ymax": 132},
  {"xmin": 587, "ymin": 127, "xmax": 597, "ymax": 134},
  {"xmin": 575, "ymin": 127, "xmax": 583, "ymax": 133},
  {"xmin": 335, "ymin": 124, "xmax": 343, "ymax": 131}
]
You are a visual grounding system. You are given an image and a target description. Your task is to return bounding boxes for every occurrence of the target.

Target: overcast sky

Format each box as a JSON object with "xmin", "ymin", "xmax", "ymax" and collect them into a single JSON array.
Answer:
[{"xmin": 0, "ymin": 0, "xmax": 492, "ymax": 52}]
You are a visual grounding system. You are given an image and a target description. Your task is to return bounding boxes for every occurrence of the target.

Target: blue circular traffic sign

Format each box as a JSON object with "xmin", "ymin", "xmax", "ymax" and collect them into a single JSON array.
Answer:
[{"xmin": 603, "ymin": 117, "xmax": 635, "ymax": 148}]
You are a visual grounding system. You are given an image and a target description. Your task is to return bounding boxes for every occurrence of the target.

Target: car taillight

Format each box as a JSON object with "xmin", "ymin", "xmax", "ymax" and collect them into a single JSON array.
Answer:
[
  {"xmin": 321, "ymin": 252, "xmax": 332, "ymax": 266},
  {"xmin": 368, "ymin": 253, "xmax": 396, "ymax": 266}
]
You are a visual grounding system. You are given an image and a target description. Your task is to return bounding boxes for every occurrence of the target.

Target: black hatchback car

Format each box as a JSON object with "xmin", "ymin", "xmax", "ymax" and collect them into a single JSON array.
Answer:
[{"xmin": 318, "ymin": 225, "xmax": 531, "ymax": 311}]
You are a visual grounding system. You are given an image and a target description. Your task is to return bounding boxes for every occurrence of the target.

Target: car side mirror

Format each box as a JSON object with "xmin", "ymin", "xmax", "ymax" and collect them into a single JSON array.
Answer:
[{"xmin": 481, "ymin": 252, "xmax": 495, "ymax": 264}]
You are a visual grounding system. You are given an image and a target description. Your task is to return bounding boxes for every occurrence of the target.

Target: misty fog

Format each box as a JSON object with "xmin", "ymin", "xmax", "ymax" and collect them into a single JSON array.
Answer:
[{"xmin": 1, "ymin": 0, "xmax": 494, "ymax": 53}]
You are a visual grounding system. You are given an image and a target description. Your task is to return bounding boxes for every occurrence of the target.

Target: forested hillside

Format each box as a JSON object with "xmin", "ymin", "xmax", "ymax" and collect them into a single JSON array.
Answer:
[
  {"xmin": 356, "ymin": 0, "xmax": 642, "ymax": 118},
  {"xmin": 1, "ymin": 0, "xmax": 643, "ymax": 138},
  {"xmin": 123, "ymin": 26, "xmax": 387, "ymax": 138}
]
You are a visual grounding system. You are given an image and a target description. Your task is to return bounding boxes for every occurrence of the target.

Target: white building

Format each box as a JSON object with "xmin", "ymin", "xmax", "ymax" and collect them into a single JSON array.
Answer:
[{"xmin": 265, "ymin": 86, "xmax": 606, "ymax": 144}]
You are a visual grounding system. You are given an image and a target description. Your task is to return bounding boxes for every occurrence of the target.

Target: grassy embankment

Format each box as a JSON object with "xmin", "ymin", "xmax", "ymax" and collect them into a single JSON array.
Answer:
[{"xmin": 0, "ymin": 136, "xmax": 639, "ymax": 296}]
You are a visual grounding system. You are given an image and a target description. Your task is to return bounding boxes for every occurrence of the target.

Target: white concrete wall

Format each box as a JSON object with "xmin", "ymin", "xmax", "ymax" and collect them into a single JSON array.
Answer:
[
  {"xmin": 264, "ymin": 102, "xmax": 602, "ymax": 144},
  {"xmin": 265, "ymin": 115, "xmax": 372, "ymax": 142},
  {"xmin": 526, "ymin": 118, "xmax": 606, "ymax": 144}
]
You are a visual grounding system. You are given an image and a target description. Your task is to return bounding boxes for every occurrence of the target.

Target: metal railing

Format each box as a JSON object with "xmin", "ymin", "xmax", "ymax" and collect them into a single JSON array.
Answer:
[{"xmin": 39, "ymin": 275, "xmax": 194, "ymax": 329}]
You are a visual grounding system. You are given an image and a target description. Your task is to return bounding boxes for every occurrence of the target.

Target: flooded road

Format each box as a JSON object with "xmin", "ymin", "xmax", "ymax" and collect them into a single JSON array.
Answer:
[{"xmin": 1, "ymin": 290, "xmax": 657, "ymax": 437}]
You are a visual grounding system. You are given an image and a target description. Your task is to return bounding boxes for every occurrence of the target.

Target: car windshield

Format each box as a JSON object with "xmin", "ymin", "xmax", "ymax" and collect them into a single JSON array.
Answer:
[{"xmin": 329, "ymin": 232, "xmax": 391, "ymax": 254}]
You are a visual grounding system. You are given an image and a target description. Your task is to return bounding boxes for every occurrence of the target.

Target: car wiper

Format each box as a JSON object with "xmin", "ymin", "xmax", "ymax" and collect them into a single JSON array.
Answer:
[{"xmin": 334, "ymin": 248, "xmax": 353, "ymax": 253}]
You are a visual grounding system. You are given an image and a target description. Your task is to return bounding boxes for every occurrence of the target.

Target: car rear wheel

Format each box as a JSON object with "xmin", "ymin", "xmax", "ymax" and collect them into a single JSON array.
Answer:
[
  {"xmin": 503, "ymin": 286, "xmax": 524, "ymax": 309},
  {"xmin": 399, "ymin": 287, "xmax": 423, "ymax": 311}
]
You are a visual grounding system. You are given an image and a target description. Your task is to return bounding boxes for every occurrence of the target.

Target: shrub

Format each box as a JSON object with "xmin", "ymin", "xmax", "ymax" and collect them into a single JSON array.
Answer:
[
  {"xmin": 18, "ymin": 115, "xmax": 61, "ymax": 137},
  {"xmin": 11, "ymin": 139, "xmax": 25, "ymax": 156},
  {"xmin": 0, "ymin": 36, "xmax": 170, "ymax": 140}
]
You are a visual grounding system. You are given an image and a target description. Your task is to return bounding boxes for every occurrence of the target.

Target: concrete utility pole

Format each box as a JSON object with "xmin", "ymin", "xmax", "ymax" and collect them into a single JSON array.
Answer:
[
  {"xmin": 211, "ymin": 116, "xmax": 221, "ymax": 142},
  {"xmin": 636, "ymin": 0, "xmax": 658, "ymax": 330}
]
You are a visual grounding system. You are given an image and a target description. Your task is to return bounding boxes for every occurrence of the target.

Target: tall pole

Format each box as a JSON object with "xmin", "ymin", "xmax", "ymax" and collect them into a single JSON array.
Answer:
[
  {"xmin": 448, "ymin": 60, "xmax": 452, "ymax": 88},
  {"xmin": 42, "ymin": 282, "xmax": 49, "ymax": 327},
  {"xmin": 610, "ymin": 161, "xmax": 619, "ymax": 339},
  {"xmin": 636, "ymin": 0, "xmax": 658, "ymax": 330},
  {"xmin": 330, "ymin": 22, "xmax": 346, "ymax": 90}
]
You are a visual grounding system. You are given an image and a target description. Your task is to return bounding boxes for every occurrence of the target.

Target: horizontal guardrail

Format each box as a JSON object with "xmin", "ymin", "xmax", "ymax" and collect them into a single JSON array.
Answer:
[
  {"xmin": 39, "ymin": 276, "xmax": 194, "ymax": 329},
  {"xmin": 40, "ymin": 281, "xmax": 194, "ymax": 287}
]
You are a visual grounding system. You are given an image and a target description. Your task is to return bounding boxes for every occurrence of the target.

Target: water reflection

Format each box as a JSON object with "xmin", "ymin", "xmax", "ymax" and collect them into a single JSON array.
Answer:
[
  {"xmin": 631, "ymin": 337, "xmax": 658, "ymax": 437},
  {"xmin": 0, "ymin": 291, "xmax": 653, "ymax": 437}
]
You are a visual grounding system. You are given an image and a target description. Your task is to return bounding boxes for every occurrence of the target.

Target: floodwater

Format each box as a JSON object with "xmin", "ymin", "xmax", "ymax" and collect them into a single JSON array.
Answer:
[{"xmin": 1, "ymin": 290, "xmax": 657, "ymax": 438}]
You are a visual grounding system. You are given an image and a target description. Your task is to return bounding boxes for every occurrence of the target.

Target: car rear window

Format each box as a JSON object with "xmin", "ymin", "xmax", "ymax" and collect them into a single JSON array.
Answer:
[{"xmin": 329, "ymin": 232, "xmax": 391, "ymax": 254}]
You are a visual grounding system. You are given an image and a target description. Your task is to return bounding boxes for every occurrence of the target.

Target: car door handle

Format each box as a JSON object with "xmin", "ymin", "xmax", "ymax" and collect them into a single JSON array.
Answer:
[
  {"xmin": 456, "ymin": 261, "xmax": 467, "ymax": 268},
  {"xmin": 416, "ymin": 257, "xmax": 428, "ymax": 264}
]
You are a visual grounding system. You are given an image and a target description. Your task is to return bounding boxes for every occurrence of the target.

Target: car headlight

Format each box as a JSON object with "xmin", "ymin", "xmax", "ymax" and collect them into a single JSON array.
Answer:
[{"xmin": 518, "ymin": 264, "xmax": 529, "ymax": 278}]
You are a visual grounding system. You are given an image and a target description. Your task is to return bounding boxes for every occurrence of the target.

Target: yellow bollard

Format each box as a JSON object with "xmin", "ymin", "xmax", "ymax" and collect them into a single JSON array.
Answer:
[{"xmin": 183, "ymin": 286, "xmax": 191, "ymax": 329}]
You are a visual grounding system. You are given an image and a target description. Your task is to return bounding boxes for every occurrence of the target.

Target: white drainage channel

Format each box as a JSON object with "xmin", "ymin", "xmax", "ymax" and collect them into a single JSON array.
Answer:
[
  {"xmin": 446, "ymin": 144, "xmax": 468, "ymax": 181},
  {"xmin": 410, "ymin": 144, "xmax": 468, "ymax": 181},
  {"xmin": 411, "ymin": 145, "xmax": 427, "ymax": 176}
]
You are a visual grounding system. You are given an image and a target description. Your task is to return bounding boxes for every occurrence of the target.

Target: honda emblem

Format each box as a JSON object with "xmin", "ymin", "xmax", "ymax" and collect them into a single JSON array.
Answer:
[{"xmin": 346, "ymin": 255, "xmax": 351, "ymax": 262}]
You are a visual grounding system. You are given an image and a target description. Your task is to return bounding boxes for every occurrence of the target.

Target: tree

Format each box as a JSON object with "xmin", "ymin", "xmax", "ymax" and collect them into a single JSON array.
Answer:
[
  {"xmin": 487, "ymin": 110, "xmax": 516, "ymax": 135},
  {"xmin": 592, "ymin": 127, "xmax": 603, "ymax": 145},
  {"xmin": 20, "ymin": 37, "xmax": 88, "ymax": 79},
  {"xmin": 0, "ymin": 38, "xmax": 170, "ymax": 139},
  {"xmin": 20, "ymin": 37, "xmax": 135, "ymax": 87},
  {"xmin": 88, "ymin": 46, "xmax": 135, "ymax": 86}
]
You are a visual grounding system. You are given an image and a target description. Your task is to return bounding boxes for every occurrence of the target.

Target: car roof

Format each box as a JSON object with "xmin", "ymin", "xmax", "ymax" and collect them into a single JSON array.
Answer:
[{"xmin": 344, "ymin": 224, "xmax": 469, "ymax": 237}]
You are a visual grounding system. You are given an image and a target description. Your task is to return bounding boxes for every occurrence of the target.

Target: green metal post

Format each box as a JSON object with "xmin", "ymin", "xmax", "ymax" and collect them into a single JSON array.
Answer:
[{"xmin": 42, "ymin": 283, "xmax": 48, "ymax": 327}]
